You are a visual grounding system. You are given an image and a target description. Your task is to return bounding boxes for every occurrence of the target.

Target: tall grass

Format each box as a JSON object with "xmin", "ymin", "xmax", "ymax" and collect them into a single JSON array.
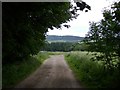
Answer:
[
  {"xmin": 2, "ymin": 51, "xmax": 49, "ymax": 88},
  {"xmin": 65, "ymin": 51, "xmax": 120, "ymax": 88}
]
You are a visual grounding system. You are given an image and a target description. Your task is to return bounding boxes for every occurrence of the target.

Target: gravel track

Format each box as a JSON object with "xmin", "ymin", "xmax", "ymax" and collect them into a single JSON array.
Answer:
[{"xmin": 15, "ymin": 55, "xmax": 81, "ymax": 88}]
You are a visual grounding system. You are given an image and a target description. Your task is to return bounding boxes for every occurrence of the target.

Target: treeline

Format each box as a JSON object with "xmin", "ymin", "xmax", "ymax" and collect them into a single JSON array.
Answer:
[
  {"xmin": 46, "ymin": 35, "xmax": 84, "ymax": 42},
  {"xmin": 41, "ymin": 42, "xmax": 88, "ymax": 52}
]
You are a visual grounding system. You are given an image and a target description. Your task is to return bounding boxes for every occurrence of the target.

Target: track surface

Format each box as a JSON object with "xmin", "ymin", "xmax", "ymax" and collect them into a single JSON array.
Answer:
[{"xmin": 15, "ymin": 55, "xmax": 81, "ymax": 88}]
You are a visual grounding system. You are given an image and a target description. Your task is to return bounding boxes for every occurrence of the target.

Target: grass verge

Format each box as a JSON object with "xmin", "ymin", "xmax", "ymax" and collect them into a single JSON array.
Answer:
[
  {"xmin": 65, "ymin": 51, "xmax": 120, "ymax": 88},
  {"xmin": 2, "ymin": 51, "xmax": 49, "ymax": 88}
]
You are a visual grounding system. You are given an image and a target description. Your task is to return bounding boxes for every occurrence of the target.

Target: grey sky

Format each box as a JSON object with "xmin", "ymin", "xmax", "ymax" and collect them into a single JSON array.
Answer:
[{"xmin": 47, "ymin": 0, "xmax": 118, "ymax": 37}]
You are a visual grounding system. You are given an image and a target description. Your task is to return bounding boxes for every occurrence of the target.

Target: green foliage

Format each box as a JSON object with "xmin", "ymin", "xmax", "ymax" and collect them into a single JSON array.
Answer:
[
  {"xmin": 3, "ymin": 2, "xmax": 90, "ymax": 64},
  {"xmin": 41, "ymin": 42, "xmax": 74, "ymax": 52},
  {"xmin": 72, "ymin": 42, "xmax": 89, "ymax": 51},
  {"xmin": 2, "ymin": 2, "xmax": 69, "ymax": 63},
  {"xmin": 84, "ymin": 1, "xmax": 120, "ymax": 69},
  {"xmin": 65, "ymin": 52, "xmax": 120, "ymax": 88},
  {"xmin": 41, "ymin": 41, "xmax": 88, "ymax": 52},
  {"xmin": 2, "ymin": 51, "xmax": 49, "ymax": 88}
]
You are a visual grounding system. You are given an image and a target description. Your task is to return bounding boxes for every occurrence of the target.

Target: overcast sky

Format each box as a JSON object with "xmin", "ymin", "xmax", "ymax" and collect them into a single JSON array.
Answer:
[{"xmin": 47, "ymin": 0, "xmax": 118, "ymax": 37}]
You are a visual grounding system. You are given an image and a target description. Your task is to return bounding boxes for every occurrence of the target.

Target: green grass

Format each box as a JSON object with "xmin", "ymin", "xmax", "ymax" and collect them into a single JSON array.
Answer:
[
  {"xmin": 65, "ymin": 51, "xmax": 120, "ymax": 88},
  {"xmin": 47, "ymin": 51, "xmax": 65, "ymax": 55},
  {"xmin": 2, "ymin": 51, "xmax": 49, "ymax": 88}
]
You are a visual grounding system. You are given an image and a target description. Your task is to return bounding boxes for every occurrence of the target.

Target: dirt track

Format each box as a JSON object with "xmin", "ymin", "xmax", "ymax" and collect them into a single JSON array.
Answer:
[{"xmin": 15, "ymin": 55, "xmax": 81, "ymax": 88}]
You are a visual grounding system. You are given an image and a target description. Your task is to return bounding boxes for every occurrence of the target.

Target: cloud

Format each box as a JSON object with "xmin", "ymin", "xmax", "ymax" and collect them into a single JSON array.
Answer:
[{"xmin": 47, "ymin": 0, "xmax": 117, "ymax": 37}]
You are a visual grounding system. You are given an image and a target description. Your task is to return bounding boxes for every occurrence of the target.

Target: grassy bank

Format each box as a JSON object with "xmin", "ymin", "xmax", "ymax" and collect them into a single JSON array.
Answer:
[
  {"xmin": 65, "ymin": 51, "xmax": 120, "ymax": 88},
  {"xmin": 2, "ymin": 51, "xmax": 49, "ymax": 88}
]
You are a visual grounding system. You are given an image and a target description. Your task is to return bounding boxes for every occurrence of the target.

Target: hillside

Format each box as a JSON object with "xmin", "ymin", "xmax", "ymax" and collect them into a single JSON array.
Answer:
[{"xmin": 46, "ymin": 35, "xmax": 84, "ymax": 42}]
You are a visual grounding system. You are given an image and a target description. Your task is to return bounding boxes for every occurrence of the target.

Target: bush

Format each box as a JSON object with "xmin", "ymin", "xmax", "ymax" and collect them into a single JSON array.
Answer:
[{"xmin": 65, "ymin": 51, "xmax": 120, "ymax": 88}]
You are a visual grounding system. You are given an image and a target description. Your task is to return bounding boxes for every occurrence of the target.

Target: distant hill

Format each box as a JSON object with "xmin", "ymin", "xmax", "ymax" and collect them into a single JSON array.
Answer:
[{"xmin": 46, "ymin": 35, "xmax": 84, "ymax": 42}]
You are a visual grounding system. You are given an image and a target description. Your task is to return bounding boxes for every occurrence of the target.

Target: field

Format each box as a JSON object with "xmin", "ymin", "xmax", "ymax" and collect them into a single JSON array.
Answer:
[
  {"xmin": 65, "ymin": 51, "xmax": 120, "ymax": 88},
  {"xmin": 47, "ymin": 51, "xmax": 65, "ymax": 55}
]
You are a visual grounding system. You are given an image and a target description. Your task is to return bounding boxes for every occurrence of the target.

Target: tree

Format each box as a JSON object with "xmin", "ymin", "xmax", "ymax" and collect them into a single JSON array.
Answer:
[
  {"xmin": 3, "ymin": 2, "xmax": 90, "ymax": 64},
  {"xmin": 84, "ymin": 1, "xmax": 120, "ymax": 69},
  {"xmin": 72, "ymin": 42, "xmax": 89, "ymax": 51},
  {"xmin": 41, "ymin": 42, "xmax": 74, "ymax": 52}
]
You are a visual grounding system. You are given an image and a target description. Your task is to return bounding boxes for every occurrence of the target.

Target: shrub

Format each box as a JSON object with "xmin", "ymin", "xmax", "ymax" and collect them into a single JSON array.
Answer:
[{"xmin": 65, "ymin": 51, "xmax": 120, "ymax": 88}]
